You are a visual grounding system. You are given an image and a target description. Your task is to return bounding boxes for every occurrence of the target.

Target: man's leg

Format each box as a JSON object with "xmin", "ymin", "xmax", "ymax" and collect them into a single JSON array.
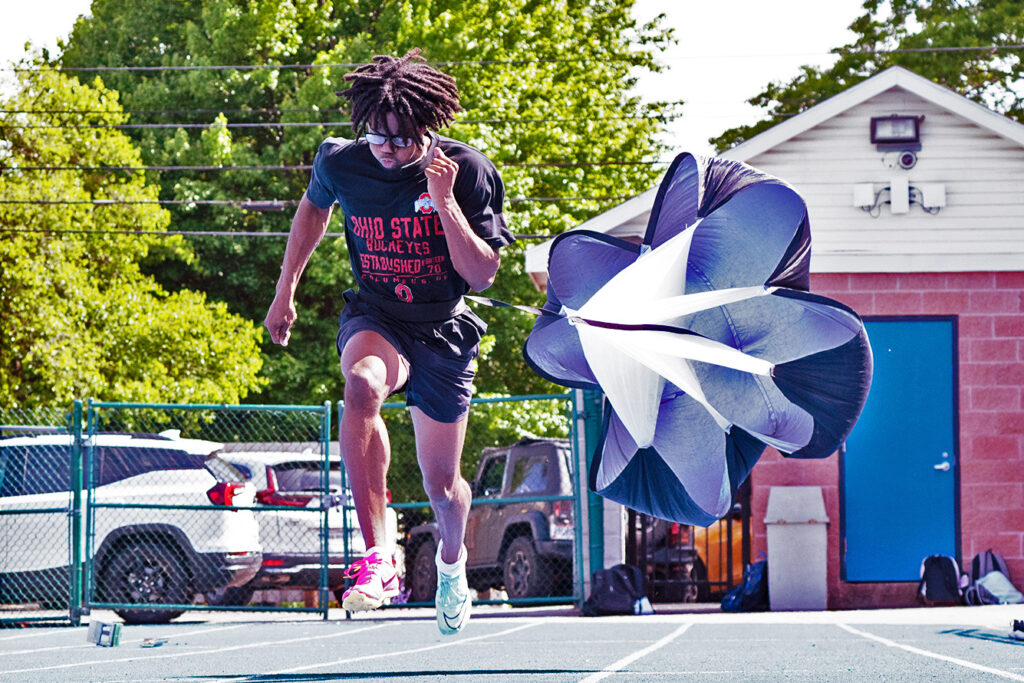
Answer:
[
  {"xmin": 411, "ymin": 407, "xmax": 471, "ymax": 562},
  {"xmin": 411, "ymin": 407, "xmax": 472, "ymax": 634},
  {"xmin": 338, "ymin": 330, "xmax": 408, "ymax": 610}
]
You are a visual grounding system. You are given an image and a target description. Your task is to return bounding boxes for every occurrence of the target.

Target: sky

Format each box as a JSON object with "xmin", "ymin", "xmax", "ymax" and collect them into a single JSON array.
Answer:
[{"xmin": 3, "ymin": 0, "xmax": 866, "ymax": 156}]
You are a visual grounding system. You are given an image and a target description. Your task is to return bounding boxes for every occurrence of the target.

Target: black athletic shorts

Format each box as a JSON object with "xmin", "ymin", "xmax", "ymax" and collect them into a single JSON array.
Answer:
[{"xmin": 336, "ymin": 295, "xmax": 486, "ymax": 424}]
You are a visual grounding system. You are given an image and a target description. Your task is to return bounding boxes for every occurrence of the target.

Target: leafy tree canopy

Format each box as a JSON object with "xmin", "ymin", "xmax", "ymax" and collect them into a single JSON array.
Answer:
[
  {"xmin": 57, "ymin": 0, "xmax": 677, "ymax": 405},
  {"xmin": 0, "ymin": 65, "xmax": 266, "ymax": 408},
  {"xmin": 712, "ymin": 0, "xmax": 1024, "ymax": 152}
]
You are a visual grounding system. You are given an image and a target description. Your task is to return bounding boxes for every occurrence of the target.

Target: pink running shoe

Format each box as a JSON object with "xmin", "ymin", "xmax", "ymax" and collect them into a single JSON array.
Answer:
[{"xmin": 341, "ymin": 550, "xmax": 399, "ymax": 611}]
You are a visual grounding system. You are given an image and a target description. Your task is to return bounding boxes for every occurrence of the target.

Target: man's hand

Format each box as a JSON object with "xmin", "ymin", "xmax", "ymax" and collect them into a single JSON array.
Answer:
[
  {"xmin": 425, "ymin": 147, "xmax": 459, "ymax": 203},
  {"xmin": 264, "ymin": 294, "xmax": 297, "ymax": 346}
]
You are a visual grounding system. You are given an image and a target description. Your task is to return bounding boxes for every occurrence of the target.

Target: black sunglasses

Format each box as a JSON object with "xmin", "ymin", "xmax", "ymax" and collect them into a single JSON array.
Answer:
[{"xmin": 364, "ymin": 131, "xmax": 415, "ymax": 148}]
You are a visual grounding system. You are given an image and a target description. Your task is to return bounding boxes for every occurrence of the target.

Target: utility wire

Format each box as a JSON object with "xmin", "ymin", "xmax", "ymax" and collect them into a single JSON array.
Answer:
[
  {"xmin": 0, "ymin": 195, "xmax": 634, "ymax": 206},
  {"xmin": 2, "ymin": 115, "xmax": 664, "ymax": 131},
  {"xmin": 0, "ymin": 226, "xmax": 558, "ymax": 240},
  {"xmin": 6, "ymin": 56, "xmax": 646, "ymax": 73},
  {"xmin": 0, "ymin": 104, "xmax": 666, "ymax": 116},
  {"xmin": 6, "ymin": 44, "xmax": 1023, "ymax": 74},
  {"xmin": 0, "ymin": 160, "xmax": 667, "ymax": 172}
]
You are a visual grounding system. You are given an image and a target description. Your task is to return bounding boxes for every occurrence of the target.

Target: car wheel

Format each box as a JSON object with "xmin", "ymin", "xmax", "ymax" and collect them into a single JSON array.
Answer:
[
  {"xmin": 409, "ymin": 537, "xmax": 438, "ymax": 604},
  {"xmin": 205, "ymin": 585, "xmax": 255, "ymax": 607},
  {"xmin": 691, "ymin": 556, "xmax": 711, "ymax": 602},
  {"xmin": 502, "ymin": 536, "xmax": 550, "ymax": 599},
  {"xmin": 103, "ymin": 541, "xmax": 188, "ymax": 624}
]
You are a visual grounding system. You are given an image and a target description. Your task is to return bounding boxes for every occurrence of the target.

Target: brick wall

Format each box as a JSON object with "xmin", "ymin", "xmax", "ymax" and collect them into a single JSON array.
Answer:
[{"xmin": 749, "ymin": 271, "xmax": 1024, "ymax": 609}]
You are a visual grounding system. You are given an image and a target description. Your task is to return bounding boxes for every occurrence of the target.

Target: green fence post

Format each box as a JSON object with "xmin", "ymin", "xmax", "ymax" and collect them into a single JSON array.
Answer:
[
  {"xmin": 583, "ymin": 389, "xmax": 605, "ymax": 576},
  {"xmin": 83, "ymin": 399, "xmax": 96, "ymax": 612},
  {"xmin": 69, "ymin": 400, "xmax": 83, "ymax": 626},
  {"xmin": 569, "ymin": 392, "xmax": 586, "ymax": 609},
  {"xmin": 337, "ymin": 401, "xmax": 352, "ymax": 620},
  {"xmin": 320, "ymin": 401, "xmax": 331, "ymax": 620}
]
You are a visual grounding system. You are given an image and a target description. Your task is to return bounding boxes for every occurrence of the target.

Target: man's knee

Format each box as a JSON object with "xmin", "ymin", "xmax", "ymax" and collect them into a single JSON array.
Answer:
[
  {"xmin": 421, "ymin": 472, "xmax": 468, "ymax": 508},
  {"xmin": 343, "ymin": 364, "xmax": 391, "ymax": 412}
]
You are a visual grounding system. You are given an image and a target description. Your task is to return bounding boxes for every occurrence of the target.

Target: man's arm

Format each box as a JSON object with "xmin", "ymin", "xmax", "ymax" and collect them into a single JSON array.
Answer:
[
  {"xmin": 264, "ymin": 194, "xmax": 334, "ymax": 346},
  {"xmin": 425, "ymin": 148, "xmax": 501, "ymax": 292}
]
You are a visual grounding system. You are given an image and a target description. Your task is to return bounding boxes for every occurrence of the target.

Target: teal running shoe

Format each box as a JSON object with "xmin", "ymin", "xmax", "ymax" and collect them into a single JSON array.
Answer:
[{"xmin": 435, "ymin": 546, "xmax": 471, "ymax": 636}]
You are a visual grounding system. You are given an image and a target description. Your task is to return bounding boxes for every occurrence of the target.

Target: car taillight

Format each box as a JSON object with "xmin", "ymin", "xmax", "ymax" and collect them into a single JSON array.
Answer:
[
  {"xmin": 553, "ymin": 499, "xmax": 573, "ymax": 523},
  {"xmin": 256, "ymin": 490, "xmax": 310, "ymax": 507},
  {"xmin": 207, "ymin": 482, "xmax": 245, "ymax": 506},
  {"xmin": 667, "ymin": 522, "xmax": 689, "ymax": 546}
]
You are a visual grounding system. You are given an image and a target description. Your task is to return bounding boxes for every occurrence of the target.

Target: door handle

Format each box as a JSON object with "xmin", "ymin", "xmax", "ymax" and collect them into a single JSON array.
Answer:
[{"xmin": 933, "ymin": 462, "xmax": 951, "ymax": 472}]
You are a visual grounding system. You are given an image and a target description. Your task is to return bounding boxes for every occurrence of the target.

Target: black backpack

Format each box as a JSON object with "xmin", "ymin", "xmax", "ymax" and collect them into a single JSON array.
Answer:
[
  {"xmin": 918, "ymin": 555, "xmax": 963, "ymax": 605},
  {"xmin": 721, "ymin": 560, "xmax": 769, "ymax": 613},
  {"xmin": 582, "ymin": 564, "xmax": 649, "ymax": 616}
]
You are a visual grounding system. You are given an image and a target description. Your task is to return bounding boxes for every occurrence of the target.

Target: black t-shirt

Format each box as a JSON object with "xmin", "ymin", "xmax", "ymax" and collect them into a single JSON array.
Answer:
[{"xmin": 305, "ymin": 133, "xmax": 514, "ymax": 309}]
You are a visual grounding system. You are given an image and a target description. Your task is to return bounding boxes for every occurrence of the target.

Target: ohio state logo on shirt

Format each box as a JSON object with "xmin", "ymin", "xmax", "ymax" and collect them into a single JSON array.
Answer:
[
  {"xmin": 395, "ymin": 283, "xmax": 413, "ymax": 302},
  {"xmin": 414, "ymin": 193, "xmax": 435, "ymax": 214}
]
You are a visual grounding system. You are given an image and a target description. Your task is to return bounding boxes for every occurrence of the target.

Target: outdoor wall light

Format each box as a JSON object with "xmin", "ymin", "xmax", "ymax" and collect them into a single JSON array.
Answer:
[{"xmin": 870, "ymin": 114, "xmax": 924, "ymax": 150}]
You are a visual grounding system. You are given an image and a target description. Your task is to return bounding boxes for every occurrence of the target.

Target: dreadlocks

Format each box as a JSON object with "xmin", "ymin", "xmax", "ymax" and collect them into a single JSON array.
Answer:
[{"xmin": 339, "ymin": 49, "xmax": 462, "ymax": 139}]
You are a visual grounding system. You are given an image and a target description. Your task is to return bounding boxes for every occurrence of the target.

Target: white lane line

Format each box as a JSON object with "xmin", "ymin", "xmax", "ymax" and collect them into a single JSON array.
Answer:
[
  {"xmin": 837, "ymin": 623, "xmax": 1024, "ymax": 681},
  {"xmin": 0, "ymin": 629, "xmax": 65, "ymax": 642},
  {"xmin": 0, "ymin": 623, "xmax": 246, "ymax": 657},
  {"xmin": 254, "ymin": 621, "xmax": 542, "ymax": 678},
  {"xmin": 580, "ymin": 622, "xmax": 692, "ymax": 682},
  {"xmin": 0, "ymin": 622, "xmax": 390, "ymax": 675}
]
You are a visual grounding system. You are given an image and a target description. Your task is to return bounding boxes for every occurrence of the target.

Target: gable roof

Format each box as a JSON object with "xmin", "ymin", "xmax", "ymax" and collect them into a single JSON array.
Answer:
[
  {"xmin": 720, "ymin": 65, "xmax": 1024, "ymax": 162},
  {"xmin": 524, "ymin": 66, "xmax": 1024, "ymax": 281}
]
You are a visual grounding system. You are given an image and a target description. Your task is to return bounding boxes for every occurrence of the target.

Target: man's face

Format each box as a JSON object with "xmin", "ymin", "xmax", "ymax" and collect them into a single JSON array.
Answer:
[{"xmin": 367, "ymin": 112, "xmax": 425, "ymax": 170}]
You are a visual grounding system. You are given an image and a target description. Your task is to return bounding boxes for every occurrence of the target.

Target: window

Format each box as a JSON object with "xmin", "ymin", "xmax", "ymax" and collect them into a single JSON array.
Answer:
[
  {"xmin": 1, "ymin": 445, "xmax": 70, "ymax": 496},
  {"xmin": 204, "ymin": 453, "xmax": 248, "ymax": 484},
  {"xmin": 509, "ymin": 454, "xmax": 549, "ymax": 495},
  {"xmin": 97, "ymin": 447, "xmax": 206, "ymax": 486},
  {"xmin": 273, "ymin": 462, "xmax": 342, "ymax": 493},
  {"xmin": 477, "ymin": 456, "xmax": 506, "ymax": 497}
]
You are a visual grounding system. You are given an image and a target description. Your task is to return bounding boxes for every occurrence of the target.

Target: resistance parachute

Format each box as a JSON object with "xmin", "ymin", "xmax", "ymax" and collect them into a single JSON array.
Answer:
[{"xmin": 523, "ymin": 152, "xmax": 873, "ymax": 525}]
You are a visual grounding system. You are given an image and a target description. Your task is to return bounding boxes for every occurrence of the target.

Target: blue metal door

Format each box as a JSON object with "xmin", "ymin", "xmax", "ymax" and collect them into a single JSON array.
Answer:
[{"xmin": 842, "ymin": 318, "xmax": 958, "ymax": 581}]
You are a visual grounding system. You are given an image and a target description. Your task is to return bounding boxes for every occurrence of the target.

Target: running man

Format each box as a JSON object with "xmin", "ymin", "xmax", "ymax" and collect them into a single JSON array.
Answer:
[{"xmin": 264, "ymin": 49, "xmax": 513, "ymax": 635}]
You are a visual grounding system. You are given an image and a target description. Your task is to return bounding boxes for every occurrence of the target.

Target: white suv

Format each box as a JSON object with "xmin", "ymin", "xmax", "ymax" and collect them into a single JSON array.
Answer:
[
  {"xmin": 0, "ymin": 431, "xmax": 262, "ymax": 624},
  {"xmin": 216, "ymin": 449, "xmax": 400, "ymax": 606}
]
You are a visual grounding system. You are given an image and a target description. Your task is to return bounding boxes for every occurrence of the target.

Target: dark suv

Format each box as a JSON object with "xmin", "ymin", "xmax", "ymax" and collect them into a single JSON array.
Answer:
[{"xmin": 405, "ymin": 438, "xmax": 574, "ymax": 602}]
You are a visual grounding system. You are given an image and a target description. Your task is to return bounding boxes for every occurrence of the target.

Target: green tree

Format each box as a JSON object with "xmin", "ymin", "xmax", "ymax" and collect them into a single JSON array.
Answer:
[
  {"xmin": 711, "ymin": 0, "xmax": 1024, "ymax": 152},
  {"xmin": 58, "ymin": 0, "xmax": 676, "ymax": 404},
  {"xmin": 0, "ymin": 65, "xmax": 266, "ymax": 408}
]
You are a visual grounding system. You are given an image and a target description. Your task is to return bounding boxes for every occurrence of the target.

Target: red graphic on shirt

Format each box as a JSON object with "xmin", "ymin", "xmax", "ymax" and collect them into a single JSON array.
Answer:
[
  {"xmin": 350, "ymin": 212, "xmax": 450, "ymax": 289},
  {"xmin": 414, "ymin": 193, "xmax": 435, "ymax": 214},
  {"xmin": 395, "ymin": 283, "xmax": 413, "ymax": 302}
]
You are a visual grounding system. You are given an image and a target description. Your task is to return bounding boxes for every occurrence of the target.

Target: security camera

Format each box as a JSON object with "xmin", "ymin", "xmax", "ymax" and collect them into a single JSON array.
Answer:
[{"xmin": 897, "ymin": 150, "xmax": 917, "ymax": 170}]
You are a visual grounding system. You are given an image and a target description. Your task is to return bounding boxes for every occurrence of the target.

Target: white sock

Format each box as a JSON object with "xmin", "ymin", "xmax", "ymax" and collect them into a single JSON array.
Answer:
[
  {"xmin": 366, "ymin": 545, "xmax": 392, "ymax": 561},
  {"xmin": 436, "ymin": 540, "xmax": 466, "ymax": 577}
]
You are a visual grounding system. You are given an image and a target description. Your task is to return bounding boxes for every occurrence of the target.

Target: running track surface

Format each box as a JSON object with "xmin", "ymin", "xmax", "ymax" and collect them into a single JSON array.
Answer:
[{"xmin": 1, "ymin": 605, "xmax": 1021, "ymax": 681}]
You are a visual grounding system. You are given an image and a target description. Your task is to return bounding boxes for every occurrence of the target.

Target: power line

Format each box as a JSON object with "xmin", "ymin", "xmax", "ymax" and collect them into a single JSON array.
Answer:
[
  {"xmin": 7, "ymin": 56, "xmax": 640, "ymax": 73},
  {"xmin": 0, "ymin": 226, "xmax": 558, "ymax": 240},
  {"xmin": 2, "ymin": 115, "xmax": 664, "ymax": 131},
  {"xmin": 0, "ymin": 160, "xmax": 667, "ymax": 173},
  {"xmin": 7, "ymin": 44, "xmax": 1023, "ymax": 74},
  {"xmin": 851, "ymin": 43, "xmax": 1024, "ymax": 55},
  {"xmin": 0, "ymin": 195, "xmax": 634, "ymax": 207}
]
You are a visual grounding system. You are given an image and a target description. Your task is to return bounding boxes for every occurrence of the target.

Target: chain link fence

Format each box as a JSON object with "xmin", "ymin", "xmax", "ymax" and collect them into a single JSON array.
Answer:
[
  {"xmin": 373, "ymin": 393, "xmax": 581, "ymax": 608},
  {"xmin": 84, "ymin": 402, "xmax": 332, "ymax": 623},
  {"xmin": 1, "ymin": 395, "xmax": 584, "ymax": 625},
  {"xmin": 0, "ymin": 404, "xmax": 82, "ymax": 625}
]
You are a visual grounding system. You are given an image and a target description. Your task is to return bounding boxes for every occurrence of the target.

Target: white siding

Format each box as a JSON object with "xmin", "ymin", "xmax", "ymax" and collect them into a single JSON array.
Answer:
[{"xmin": 745, "ymin": 87, "xmax": 1024, "ymax": 272}]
